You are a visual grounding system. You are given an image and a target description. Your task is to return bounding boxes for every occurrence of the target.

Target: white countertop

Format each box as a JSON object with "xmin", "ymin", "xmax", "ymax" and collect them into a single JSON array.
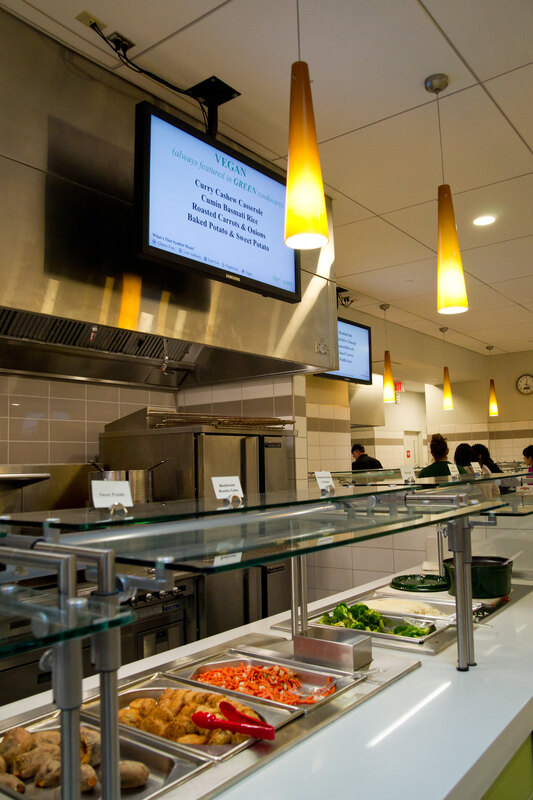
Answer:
[{"xmin": 3, "ymin": 575, "xmax": 533, "ymax": 800}]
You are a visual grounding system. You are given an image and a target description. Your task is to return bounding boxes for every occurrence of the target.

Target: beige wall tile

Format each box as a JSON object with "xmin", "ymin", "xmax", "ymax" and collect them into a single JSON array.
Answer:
[
  {"xmin": 393, "ymin": 549, "xmax": 425, "ymax": 572},
  {"xmin": 10, "ymin": 441, "xmax": 49, "ymax": 464},
  {"xmin": 87, "ymin": 421, "xmax": 105, "ymax": 444},
  {"xmin": 8, "ymin": 376, "xmax": 49, "ymax": 396},
  {"xmin": 50, "ymin": 420, "xmax": 87, "ymax": 442},
  {"xmin": 0, "ymin": 441, "xmax": 7, "ymax": 463},
  {"xmin": 149, "ymin": 391, "xmax": 177, "ymax": 408},
  {"xmin": 50, "ymin": 442, "xmax": 87, "ymax": 463},
  {"xmin": 119, "ymin": 387, "xmax": 150, "ymax": 404},
  {"xmin": 50, "ymin": 380, "xmax": 86, "ymax": 399},
  {"xmin": 352, "ymin": 547, "xmax": 394, "ymax": 572},
  {"xmin": 0, "ymin": 418, "xmax": 7, "ymax": 439},
  {"xmin": 10, "ymin": 417, "xmax": 48, "ymax": 441},
  {"xmin": 10, "ymin": 395, "xmax": 49, "ymax": 419},
  {"xmin": 86, "ymin": 401, "xmax": 120, "ymax": 423},
  {"xmin": 50, "ymin": 397, "xmax": 85, "ymax": 420},
  {"xmin": 87, "ymin": 384, "xmax": 119, "ymax": 402},
  {"xmin": 0, "ymin": 377, "xmax": 8, "ymax": 393},
  {"xmin": 0, "ymin": 395, "xmax": 7, "ymax": 416}
]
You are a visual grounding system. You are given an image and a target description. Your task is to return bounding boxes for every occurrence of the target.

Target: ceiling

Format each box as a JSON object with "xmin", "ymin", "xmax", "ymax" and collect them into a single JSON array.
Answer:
[{"xmin": 2, "ymin": 0, "xmax": 532, "ymax": 355}]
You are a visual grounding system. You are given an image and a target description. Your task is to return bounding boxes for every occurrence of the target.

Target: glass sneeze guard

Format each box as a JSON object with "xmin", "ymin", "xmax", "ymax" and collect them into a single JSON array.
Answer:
[
  {"xmin": 0, "ymin": 584, "xmax": 134, "ymax": 658},
  {"xmin": 0, "ymin": 485, "xmax": 507, "ymax": 574}
]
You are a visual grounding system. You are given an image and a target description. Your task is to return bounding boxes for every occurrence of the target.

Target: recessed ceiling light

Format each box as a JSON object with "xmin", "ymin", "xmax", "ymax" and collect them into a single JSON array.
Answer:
[{"xmin": 473, "ymin": 215, "xmax": 496, "ymax": 226}]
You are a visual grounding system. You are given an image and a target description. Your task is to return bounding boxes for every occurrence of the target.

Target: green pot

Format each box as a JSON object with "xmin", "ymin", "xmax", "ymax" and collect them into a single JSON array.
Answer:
[{"xmin": 443, "ymin": 556, "xmax": 512, "ymax": 599}]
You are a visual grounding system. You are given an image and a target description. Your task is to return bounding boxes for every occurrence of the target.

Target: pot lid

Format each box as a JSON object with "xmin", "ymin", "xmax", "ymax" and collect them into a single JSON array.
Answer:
[{"xmin": 390, "ymin": 574, "xmax": 450, "ymax": 592}]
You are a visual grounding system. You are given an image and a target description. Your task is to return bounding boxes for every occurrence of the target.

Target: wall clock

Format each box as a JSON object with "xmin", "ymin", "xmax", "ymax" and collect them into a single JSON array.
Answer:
[{"xmin": 516, "ymin": 374, "xmax": 533, "ymax": 395}]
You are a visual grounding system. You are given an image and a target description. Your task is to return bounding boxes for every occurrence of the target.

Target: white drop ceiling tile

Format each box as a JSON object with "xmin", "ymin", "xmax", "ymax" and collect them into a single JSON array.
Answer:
[
  {"xmin": 320, "ymin": 102, "xmax": 441, "ymax": 214},
  {"xmin": 491, "ymin": 277, "xmax": 533, "ymax": 305},
  {"xmin": 328, "ymin": 192, "xmax": 372, "ymax": 227},
  {"xmin": 463, "ymin": 237, "xmax": 533, "ymax": 285},
  {"xmin": 383, "ymin": 175, "xmax": 533, "ymax": 254},
  {"xmin": 423, "ymin": 0, "xmax": 533, "ymax": 79},
  {"xmin": 487, "ymin": 65, "xmax": 533, "ymax": 148},
  {"xmin": 435, "ymin": 87, "xmax": 532, "ymax": 193},
  {"xmin": 333, "ymin": 217, "xmax": 434, "ymax": 277},
  {"xmin": 447, "ymin": 305, "xmax": 533, "ymax": 334},
  {"xmin": 341, "ymin": 258, "xmax": 437, "ymax": 301},
  {"xmin": 466, "ymin": 322, "xmax": 533, "ymax": 344},
  {"xmin": 299, "ymin": 0, "xmax": 473, "ymax": 140},
  {"xmin": 130, "ymin": 0, "xmax": 296, "ymax": 157}
]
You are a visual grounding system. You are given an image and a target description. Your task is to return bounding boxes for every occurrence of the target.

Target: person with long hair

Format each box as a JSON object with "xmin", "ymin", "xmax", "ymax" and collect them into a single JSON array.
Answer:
[{"xmin": 454, "ymin": 442, "xmax": 499, "ymax": 497}]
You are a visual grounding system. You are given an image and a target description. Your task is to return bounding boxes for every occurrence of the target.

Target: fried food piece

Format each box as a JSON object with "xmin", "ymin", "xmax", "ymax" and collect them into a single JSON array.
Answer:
[
  {"xmin": 80, "ymin": 763, "xmax": 98, "ymax": 792},
  {"xmin": 0, "ymin": 728, "xmax": 33, "ymax": 762},
  {"xmin": 0, "ymin": 772, "xmax": 25, "ymax": 793},
  {"xmin": 206, "ymin": 693, "xmax": 225, "ymax": 708},
  {"xmin": 0, "ymin": 755, "xmax": 5, "ymax": 774},
  {"xmin": 149, "ymin": 704, "xmax": 173, "ymax": 723},
  {"xmin": 32, "ymin": 730, "xmax": 61, "ymax": 748},
  {"xmin": 139, "ymin": 715, "xmax": 168, "ymax": 737},
  {"xmin": 157, "ymin": 688, "xmax": 177, "ymax": 707},
  {"xmin": 119, "ymin": 760, "xmax": 150, "ymax": 789},
  {"xmin": 129, "ymin": 697, "xmax": 157, "ymax": 717},
  {"xmin": 34, "ymin": 756, "xmax": 61, "ymax": 788},
  {"xmin": 118, "ymin": 707, "xmax": 141, "ymax": 727},
  {"xmin": 177, "ymin": 734, "xmax": 208, "ymax": 745},
  {"xmin": 12, "ymin": 745, "xmax": 61, "ymax": 778},
  {"xmin": 162, "ymin": 720, "xmax": 186, "ymax": 742},
  {"xmin": 207, "ymin": 729, "xmax": 233, "ymax": 746},
  {"xmin": 80, "ymin": 727, "xmax": 101, "ymax": 767},
  {"xmin": 234, "ymin": 702, "xmax": 261, "ymax": 721}
]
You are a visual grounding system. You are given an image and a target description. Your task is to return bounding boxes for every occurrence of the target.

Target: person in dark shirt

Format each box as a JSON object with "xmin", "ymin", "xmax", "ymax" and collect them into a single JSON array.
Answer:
[
  {"xmin": 351, "ymin": 443, "xmax": 383, "ymax": 471},
  {"xmin": 418, "ymin": 433, "xmax": 451, "ymax": 477},
  {"xmin": 472, "ymin": 443, "xmax": 503, "ymax": 474}
]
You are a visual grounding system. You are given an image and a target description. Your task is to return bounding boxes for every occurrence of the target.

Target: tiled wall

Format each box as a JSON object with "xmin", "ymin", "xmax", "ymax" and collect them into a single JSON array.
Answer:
[
  {"xmin": 0, "ymin": 374, "xmax": 177, "ymax": 465},
  {"xmin": 422, "ymin": 420, "xmax": 533, "ymax": 466}
]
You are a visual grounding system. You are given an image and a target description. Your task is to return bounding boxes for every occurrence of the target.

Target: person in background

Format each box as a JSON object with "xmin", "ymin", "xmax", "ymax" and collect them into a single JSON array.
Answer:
[
  {"xmin": 351, "ymin": 443, "xmax": 383, "ymax": 471},
  {"xmin": 523, "ymin": 445, "xmax": 533, "ymax": 473},
  {"xmin": 418, "ymin": 433, "xmax": 451, "ymax": 477},
  {"xmin": 454, "ymin": 442, "xmax": 499, "ymax": 497},
  {"xmin": 472, "ymin": 443, "xmax": 510, "ymax": 494},
  {"xmin": 472, "ymin": 443, "xmax": 503, "ymax": 474}
]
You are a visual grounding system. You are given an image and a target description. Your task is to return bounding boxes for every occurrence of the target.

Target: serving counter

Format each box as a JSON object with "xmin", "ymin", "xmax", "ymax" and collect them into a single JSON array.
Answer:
[{"xmin": 0, "ymin": 472, "xmax": 531, "ymax": 799}]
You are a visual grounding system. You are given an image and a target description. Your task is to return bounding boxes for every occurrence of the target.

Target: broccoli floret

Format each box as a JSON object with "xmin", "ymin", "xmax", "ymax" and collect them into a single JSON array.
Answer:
[
  {"xmin": 349, "ymin": 603, "xmax": 369, "ymax": 618},
  {"xmin": 318, "ymin": 613, "xmax": 333, "ymax": 625},
  {"xmin": 331, "ymin": 603, "xmax": 350, "ymax": 622}
]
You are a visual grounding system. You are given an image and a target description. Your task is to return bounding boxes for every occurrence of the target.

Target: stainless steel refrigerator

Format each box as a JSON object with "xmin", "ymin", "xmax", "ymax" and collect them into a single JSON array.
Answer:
[{"xmin": 99, "ymin": 409, "xmax": 295, "ymax": 635}]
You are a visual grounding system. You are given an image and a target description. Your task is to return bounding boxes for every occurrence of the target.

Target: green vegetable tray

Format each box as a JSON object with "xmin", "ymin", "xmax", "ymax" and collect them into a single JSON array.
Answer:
[{"xmin": 310, "ymin": 607, "xmax": 451, "ymax": 645}]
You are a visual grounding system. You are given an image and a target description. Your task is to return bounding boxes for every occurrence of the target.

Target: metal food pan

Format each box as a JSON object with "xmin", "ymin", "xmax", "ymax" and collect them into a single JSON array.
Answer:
[
  {"xmin": 0, "ymin": 711, "xmax": 210, "ymax": 800},
  {"xmin": 82, "ymin": 672, "xmax": 294, "ymax": 762},
  {"xmin": 168, "ymin": 651, "xmax": 361, "ymax": 710},
  {"xmin": 309, "ymin": 612, "xmax": 450, "ymax": 644},
  {"xmin": 352, "ymin": 592, "xmax": 476, "ymax": 621}
]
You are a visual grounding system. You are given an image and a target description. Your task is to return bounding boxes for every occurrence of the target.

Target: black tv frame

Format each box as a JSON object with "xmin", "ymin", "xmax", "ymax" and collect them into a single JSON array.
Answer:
[
  {"xmin": 134, "ymin": 101, "xmax": 301, "ymax": 303},
  {"xmin": 319, "ymin": 317, "xmax": 372, "ymax": 384}
]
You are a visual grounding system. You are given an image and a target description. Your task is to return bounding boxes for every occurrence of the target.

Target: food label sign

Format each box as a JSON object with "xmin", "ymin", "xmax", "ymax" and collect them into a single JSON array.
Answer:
[{"xmin": 91, "ymin": 480, "xmax": 133, "ymax": 508}]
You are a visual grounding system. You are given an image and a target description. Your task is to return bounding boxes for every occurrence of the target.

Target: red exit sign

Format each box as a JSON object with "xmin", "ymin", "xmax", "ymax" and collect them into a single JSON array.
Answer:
[{"xmin": 394, "ymin": 381, "xmax": 404, "ymax": 392}]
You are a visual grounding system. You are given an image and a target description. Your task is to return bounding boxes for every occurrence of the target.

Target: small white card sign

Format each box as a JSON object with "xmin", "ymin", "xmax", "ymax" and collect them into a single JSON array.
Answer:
[
  {"xmin": 91, "ymin": 480, "xmax": 133, "ymax": 508},
  {"xmin": 314, "ymin": 471, "xmax": 335, "ymax": 491},
  {"xmin": 211, "ymin": 476, "xmax": 244, "ymax": 501},
  {"xmin": 470, "ymin": 462, "xmax": 482, "ymax": 476},
  {"xmin": 448, "ymin": 463, "xmax": 460, "ymax": 477},
  {"xmin": 400, "ymin": 466, "xmax": 416, "ymax": 481}
]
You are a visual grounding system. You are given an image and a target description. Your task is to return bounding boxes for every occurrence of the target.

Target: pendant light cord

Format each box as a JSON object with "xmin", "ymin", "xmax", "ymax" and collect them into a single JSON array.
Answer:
[
  {"xmin": 436, "ymin": 93, "xmax": 445, "ymax": 184},
  {"xmin": 296, "ymin": 0, "xmax": 301, "ymax": 60}
]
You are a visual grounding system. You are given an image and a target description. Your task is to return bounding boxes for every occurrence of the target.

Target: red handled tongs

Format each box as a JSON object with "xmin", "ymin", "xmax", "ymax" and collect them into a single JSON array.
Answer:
[{"xmin": 192, "ymin": 700, "xmax": 275, "ymax": 740}]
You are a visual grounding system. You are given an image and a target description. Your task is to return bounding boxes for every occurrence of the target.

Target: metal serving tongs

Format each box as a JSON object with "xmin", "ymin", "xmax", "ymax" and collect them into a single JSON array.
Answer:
[{"xmin": 192, "ymin": 700, "xmax": 276, "ymax": 740}]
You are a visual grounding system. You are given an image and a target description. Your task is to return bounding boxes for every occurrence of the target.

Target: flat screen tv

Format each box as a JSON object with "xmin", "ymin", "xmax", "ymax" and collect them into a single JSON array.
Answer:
[
  {"xmin": 320, "ymin": 318, "xmax": 372, "ymax": 384},
  {"xmin": 134, "ymin": 101, "xmax": 300, "ymax": 302}
]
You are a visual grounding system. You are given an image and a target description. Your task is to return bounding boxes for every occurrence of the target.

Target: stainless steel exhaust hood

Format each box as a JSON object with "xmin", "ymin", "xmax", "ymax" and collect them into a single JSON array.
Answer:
[{"xmin": 0, "ymin": 306, "xmax": 323, "ymax": 389}]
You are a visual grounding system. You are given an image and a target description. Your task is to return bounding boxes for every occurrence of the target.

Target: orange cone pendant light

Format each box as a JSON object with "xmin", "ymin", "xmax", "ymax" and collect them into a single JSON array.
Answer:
[
  {"xmin": 437, "ymin": 184, "xmax": 468, "ymax": 313},
  {"xmin": 383, "ymin": 350, "xmax": 396, "ymax": 403},
  {"xmin": 425, "ymin": 74, "xmax": 468, "ymax": 315},
  {"xmin": 443, "ymin": 366, "xmax": 454, "ymax": 411},
  {"xmin": 489, "ymin": 379, "xmax": 499, "ymax": 416},
  {"xmin": 285, "ymin": 60, "xmax": 328, "ymax": 249}
]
